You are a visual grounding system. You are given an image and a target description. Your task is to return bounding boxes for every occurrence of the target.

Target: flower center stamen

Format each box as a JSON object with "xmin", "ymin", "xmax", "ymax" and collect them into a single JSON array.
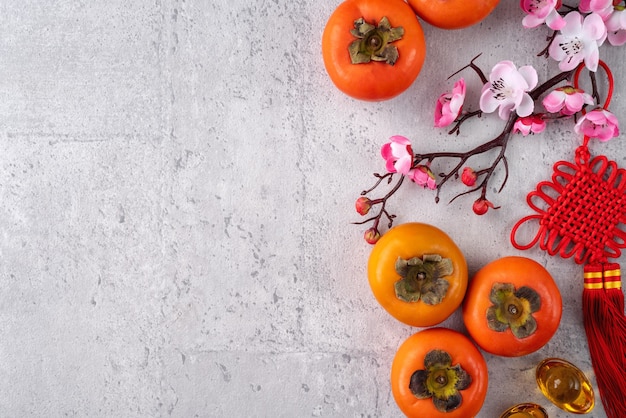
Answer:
[
  {"xmin": 560, "ymin": 38, "xmax": 583, "ymax": 60},
  {"xmin": 490, "ymin": 77, "xmax": 513, "ymax": 100}
]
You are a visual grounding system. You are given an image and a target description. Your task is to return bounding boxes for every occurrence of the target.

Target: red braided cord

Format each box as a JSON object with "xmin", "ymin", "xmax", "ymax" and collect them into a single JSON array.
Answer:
[{"xmin": 511, "ymin": 151, "xmax": 626, "ymax": 264}]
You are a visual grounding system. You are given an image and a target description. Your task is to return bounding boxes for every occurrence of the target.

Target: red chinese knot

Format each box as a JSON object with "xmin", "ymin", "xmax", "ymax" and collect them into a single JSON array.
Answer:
[{"xmin": 511, "ymin": 144, "xmax": 626, "ymax": 265}]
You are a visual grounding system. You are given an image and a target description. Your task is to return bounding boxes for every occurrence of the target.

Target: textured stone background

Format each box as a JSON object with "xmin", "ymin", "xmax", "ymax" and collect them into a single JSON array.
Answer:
[{"xmin": 1, "ymin": 1, "xmax": 624, "ymax": 417}]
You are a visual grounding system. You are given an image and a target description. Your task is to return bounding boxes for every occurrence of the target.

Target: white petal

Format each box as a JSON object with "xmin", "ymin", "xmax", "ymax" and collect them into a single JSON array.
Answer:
[
  {"xmin": 561, "ymin": 11, "xmax": 584, "ymax": 37},
  {"xmin": 479, "ymin": 90, "xmax": 499, "ymax": 114},
  {"xmin": 516, "ymin": 94, "xmax": 535, "ymax": 117},
  {"xmin": 518, "ymin": 66, "xmax": 538, "ymax": 90},
  {"xmin": 584, "ymin": 43, "xmax": 600, "ymax": 71}
]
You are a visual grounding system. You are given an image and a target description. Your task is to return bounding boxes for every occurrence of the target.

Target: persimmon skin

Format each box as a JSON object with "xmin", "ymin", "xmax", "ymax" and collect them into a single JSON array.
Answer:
[
  {"xmin": 367, "ymin": 223, "xmax": 468, "ymax": 327},
  {"xmin": 391, "ymin": 328, "xmax": 488, "ymax": 418},
  {"xmin": 407, "ymin": 0, "xmax": 501, "ymax": 30},
  {"xmin": 462, "ymin": 256, "xmax": 563, "ymax": 357},
  {"xmin": 321, "ymin": 0, "xmax": 426, "ymax": 101}
]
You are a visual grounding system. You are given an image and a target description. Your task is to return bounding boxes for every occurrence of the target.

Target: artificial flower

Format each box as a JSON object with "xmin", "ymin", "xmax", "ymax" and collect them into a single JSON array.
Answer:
[
  {"xmin": 364, "ymin": 227, "xmax": 380, "ymax": 245},
  {"xmin": 514, "ymin": 114, "xmax": 547, "ymax": 136},
  {"xmin": 574, "ymin": 108, "xmax": 620, "ymax": 141},
  {"xmin": 548, "ymin": 11, "xmax": 607, "ymax": 72},
  {"xmin": 473, "ymin": 198, "xmax": 499, "ymax": 215},
  {"xmin": 579, "ymin": 0, "xmax": 614, "ymax": 18},
  {"xmin": 461, "ymin": 167, "xmax": 477, "ymax": 187},
  {"xmin": 605, "ymin": 8, "xmax": 626, "ymax": 46},
  {"xmin": 542, "ymin": 86, "xmax": 595, "ymax": 115},
  {"xmin": 434, "ymin": 78, "xmax": 466, "ymax": 128},
  {"xmin": 409, "ymin": 165, "xmax": 437, "ymax": 190},
  {"xmin": 355, "ymin": 196, "xmax": 373, "ymax": 215},
  {"xmin": 520, "ymin": 0, "xmax": 566, "ymax": 30},
  {"xmin": 480, "ymin": 61, "xmax": 538, "ymax": 120},
  {"xmin": 381, "ymin": 135, "xmax": 413, "ymax": 174}
]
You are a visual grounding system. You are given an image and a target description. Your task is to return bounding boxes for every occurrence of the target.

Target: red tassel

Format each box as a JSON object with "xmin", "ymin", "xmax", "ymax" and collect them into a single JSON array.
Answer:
[
  {"xmin": 603, "ymin": 263, "xmax": 624, "ymax": 315},
  {"xmin": 602, "ymin": 264, "xmax": 626, "ymax": 371},
  {"xmin": 583, "ymin": 264, "xmax": 626, "ymax": 418}
]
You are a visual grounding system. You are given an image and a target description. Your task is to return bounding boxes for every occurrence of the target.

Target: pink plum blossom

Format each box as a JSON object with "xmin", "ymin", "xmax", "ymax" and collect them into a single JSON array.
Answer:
[
  {"xmin": 480, "ymin": 61, "xmax": 538, "ymax": 120},
  {"xmin": 605, "ymin": 8, "xmax": 626, "ymax": 46},
  {"xmin": 579, "ymin": 0, "xmax": 614, "ymax": 18},
  {"xmin": 549, "ymin": 12, "xmax": 607, "ymax": 72},
  {"xmin": 574, "ymin": 108, "xmax": 620, "ymax": 141},
  {"xmin": 434, "ymin": 78, "xmax": 466, "ymax": 128},
  {"xmin": 514, "ymin": 114, "xmax": 547, "ymax": 136},
  {"xmin": 381, "ymin": 135, "xmax": 413, "ymax": 174},
  {"xmin": 542, "ymin": 86, "xmax": 595, "ymax": 115},
  {"xmin": 409, "ymin": 165, "xmax": 436, "ymax": 190},
  {"xmin": 520, "ymin": 0, "xmax": 566, "ymax": 30}
]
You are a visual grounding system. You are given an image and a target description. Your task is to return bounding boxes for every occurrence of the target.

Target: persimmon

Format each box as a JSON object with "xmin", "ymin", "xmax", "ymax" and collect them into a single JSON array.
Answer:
[
  {"xmin": 462, "ymin": 256, "xmax": 563, "ymax": 357},
  {"xmin": 322, "ymin": 0, "xmax": 426, "ymax": 101},
  {"xmin": 391, "ymin": 328, "xmax": 488, "ymax": 417},
  {"xmin": 367, "ymin": 223, "xmax": 468, "ymax": 327},
  {"xmin": 407, "ymin": 0, "xmax": 501, "ymax": 30}
]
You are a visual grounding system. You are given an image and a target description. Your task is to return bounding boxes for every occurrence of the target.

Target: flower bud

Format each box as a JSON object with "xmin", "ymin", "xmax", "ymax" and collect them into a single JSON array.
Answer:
[
  {"xmin": 472, "ymin": 198, "xmax": 497, "ymax": 215},
  {"xmin": 364, "ymin": 228, "xmax": 381, "ymax": 245},
  {"xmin": 355, "ymin": 196, "xmax": 373, "ymax": 216},
  {"xmin": 461, "ymin": 167, "xmax": 477, "ymax": 187}
]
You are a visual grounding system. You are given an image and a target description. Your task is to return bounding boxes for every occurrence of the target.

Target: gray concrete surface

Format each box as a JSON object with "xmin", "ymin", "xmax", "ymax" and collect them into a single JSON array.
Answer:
[{"xmin": 1, "ymin": 1, "xmax": 624, "ymax": 417}]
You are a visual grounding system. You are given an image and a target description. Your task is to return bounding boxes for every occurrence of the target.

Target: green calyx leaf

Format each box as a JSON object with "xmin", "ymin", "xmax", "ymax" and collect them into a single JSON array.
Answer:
[
  {"xmin": 348, "ymin": 16, "xmax": 404, "ymax": 65},
  {"xmin": 409, "ymin": 349, "xmax": 472, "ymax": 413},
  {"xmin": 487, "ymin": 282, "xmax": 541, "ymax": 338},
  {"xmin": 394, "ymin": 255, "xmax": 452, "ymax": 304}
]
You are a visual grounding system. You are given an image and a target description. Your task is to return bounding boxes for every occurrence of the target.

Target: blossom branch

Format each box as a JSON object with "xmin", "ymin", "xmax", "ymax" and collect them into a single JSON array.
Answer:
[
  {"xmin": 353, "ymin": 174, "xmax": 404, "ymax": 243},
  {"xmin": 415, "ymin": 111, "xmax": 518, "ymax": 204}
]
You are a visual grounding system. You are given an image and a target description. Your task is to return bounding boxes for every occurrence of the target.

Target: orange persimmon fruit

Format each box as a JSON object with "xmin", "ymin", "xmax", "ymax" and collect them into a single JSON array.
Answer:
[
  {"xmin": 322, "ymin": 0, "xmax": 426, "ymax": 101},
  {"xmin": 408, "ymin": 0, "xmax": 501, "ymax": 30},
  {"xmin": 368, "ymin": 223, "xmax": 468, "ymax": 327},
  {"xmin": 462, "ymin": 256, "xmax": 563, "ymax": 357},
  {"xmin": 391, "ymin": 328, "xmax": 488, "ymax": 417}
]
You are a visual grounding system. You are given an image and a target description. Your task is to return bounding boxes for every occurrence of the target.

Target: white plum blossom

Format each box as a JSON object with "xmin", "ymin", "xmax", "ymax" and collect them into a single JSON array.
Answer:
[
  {"xmin": 480, "ymin": 61, "xmax": 538, "ymax": 120},
  {"xmin": 549, "ymin": 11, "xmax": 607, "ymax": 72}
]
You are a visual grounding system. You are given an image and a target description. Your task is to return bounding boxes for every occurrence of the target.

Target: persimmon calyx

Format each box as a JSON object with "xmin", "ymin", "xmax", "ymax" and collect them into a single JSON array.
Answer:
[
  {"xmin": 394, "ymin": 254, "xmax": 452, "ymax": 304},
  {"xmin": 409, "ymin": 349, "xmax": 472, "ymax": 413},
  {"xmin": 348, "ymin": 16, "xmax": 404, "ymax": 65},
  {"xmin": 486, "ymin": 282, "xmax": 541, "ymax": 339}
]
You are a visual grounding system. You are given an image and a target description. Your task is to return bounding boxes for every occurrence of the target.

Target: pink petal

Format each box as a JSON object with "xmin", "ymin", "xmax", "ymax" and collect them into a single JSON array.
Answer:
[
  {"xmin": 542, "ymin": 91, "xmax": 566, "ymax": 113},
  {"xmin": 380, "ymin": 143, "xmax": 392, "ymax": 160},
  {"xmin": 564, "ymin": 94, "xmax": 585, "ymax": 113},
  {"xmin": 545, "ymin": 10, "xmax": 566, "ymax": 30},
  {"xmin": 394, "ymin": 156, "xmax": 413, "ymax": 175},
  {"xmin": 522, "ymin": 14, "xmax": 544, "ymax": 28},
  {"xmin": 389, "ymin": 135, "xmax": 411, "ymax": 146},
  {"xmin": 583, "ymin": 13, "xmax": 608, "ymax": 43},
  {"xmin": 514, "ymin": 119, "xmax": 532, "ymax": 136}
]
